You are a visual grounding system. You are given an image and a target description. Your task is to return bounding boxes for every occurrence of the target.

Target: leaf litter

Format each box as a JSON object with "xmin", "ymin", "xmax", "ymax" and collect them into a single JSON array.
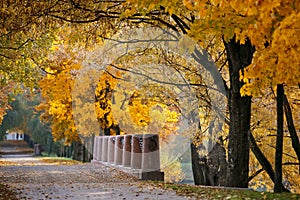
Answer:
[{"xmin": 0, "ymin": 156, "xmax": 191, "ymax": 200}]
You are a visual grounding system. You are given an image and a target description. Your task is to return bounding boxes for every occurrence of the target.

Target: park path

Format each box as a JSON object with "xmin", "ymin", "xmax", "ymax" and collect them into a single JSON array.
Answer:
[{"xmin": 0, "ymin": 155, "xmax": 193, "ymax": 200}]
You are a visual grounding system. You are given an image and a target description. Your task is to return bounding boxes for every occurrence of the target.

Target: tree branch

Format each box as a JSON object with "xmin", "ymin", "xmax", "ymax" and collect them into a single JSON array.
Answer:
[
  {"xmin": 248, "ymin": 130, "xmax": 290, "ymax": 192},
  {"xmin": 0, "ymin": 54, "xmax": 11, "ymax": 59},
  {"xmin": 248, "ymin": 168, "xmax": 264, "ymax": 183},
  {"xmin": 171, "ymin": 13, "xmax": 190, "ymax": 34},
  {"xmin": 282, "ymin": 162, "xmax": 300, "ymax": 166},
  {"xmin": 0, "ymin": 38, "xmax": 33, "ymax": 50}
]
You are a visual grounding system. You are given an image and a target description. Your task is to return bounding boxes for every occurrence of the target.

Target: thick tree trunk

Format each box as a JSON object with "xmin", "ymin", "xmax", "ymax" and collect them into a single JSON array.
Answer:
[
  {"xmin": 73, "ymin": 141, "xmax": 84, "ymax": 161},
  {"xmin": 224, "ymin": 38, "xmax": 254, "ymax": 188},
  {"xmin": 274, "ymin": 84, "xmax": 284, "ymax": 193},
  {"xmin": 206, "ymin": 141, "xmax": 227, "ymax": 186},
  {"xmin": 191, "ymin": 143, "xmax": 210, "ymax": 185}
]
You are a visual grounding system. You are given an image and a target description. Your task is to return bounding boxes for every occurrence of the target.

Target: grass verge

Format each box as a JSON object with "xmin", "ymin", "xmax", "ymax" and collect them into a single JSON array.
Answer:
[
  {"xmin": 149, "ymin": 181, "xmax": 300, "ymax": 200},
  {"xmin": 37, "ymin": 157, "xmax": 83, "ymax": 165}
]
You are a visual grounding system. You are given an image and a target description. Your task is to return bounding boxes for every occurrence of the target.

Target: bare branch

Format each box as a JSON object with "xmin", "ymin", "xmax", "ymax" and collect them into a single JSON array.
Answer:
[
  {"xmin": 0, "ymin": 54, "xmax": 11, "ymax": 59},
  {"xmin": 267, "ymin": 144, "xmax": 298, "ymax": 160},
  {"xmin": 282, "ymin": 162, "xmax": 300, "ymax": 166},
  {"xmin": 0, "ymin": 38, "xmax": 33, "ymax": 50},
  {"xmin": 248, "ymin": 168, "xmax": 264, "ymax": 183}
]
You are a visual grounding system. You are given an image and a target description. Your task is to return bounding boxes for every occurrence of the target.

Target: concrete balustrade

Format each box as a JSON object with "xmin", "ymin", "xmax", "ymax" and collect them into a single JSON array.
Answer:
[
  {"xmin": 122, "ymin": 135, "xmax": 132, "ymax": 167},
  {"xmin": 107, "ymin": 137, "xmax": 115, "ymax": 163},
  {"xmin": 101, "ymin": 136, "xmax": 108, "ymax": 162},
  {"xmin": 93, "ymin": 137, "xmax": 98, "ymax": 160},
  {"xmin": 96, "ymin": 137, "xmax": 102, "ymax": 161},
  {"xmin": 114, "ymin": 135, "xmax": 123, "ymax": 165},
  {"xmin": 141, "ymin": 134, "xmax": 160, "ymax": 171},
  {"xmin": 130, "ymin": 134, "xmax": 142, "ymax": 169},
  {"xmin": 92, "ymin": 134, "xmax": 164, "ymax": 181}
]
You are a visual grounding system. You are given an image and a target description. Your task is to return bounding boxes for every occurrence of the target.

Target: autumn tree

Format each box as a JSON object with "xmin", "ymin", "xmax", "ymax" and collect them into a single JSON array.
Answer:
[
  {"xmin": 37, "ymin": 58, "xmax": 81, "ymax": 145},
  {"xmin": 0, "ymin": 1, "xmax": 63, "ymax": 122},
  {"xmin": 1, "ymin": 0, "xmax": 245, "ymax": 187},
  {"xmin": 136, "ymin": 0, "xmax": 299, "ymax": 189},
  {"xmin": 225, "ymin": 1, "xmax": 300, "ymax": 192},
  {"xmin": 1, "ymin": 0, "xmax": 299, "ymax": 191},
  {"xmin": 94, "ymin": 68, "xmax": 120, "ymax": 136},
  {"xmin": 247, "ymin": 87, "xmax": 300, "ymax": 193}
]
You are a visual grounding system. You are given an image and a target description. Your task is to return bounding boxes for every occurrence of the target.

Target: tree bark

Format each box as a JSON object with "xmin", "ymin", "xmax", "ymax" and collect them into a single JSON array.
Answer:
[
  {"xmin": 73, "ymin": 141, "xmax": 84, "ymax": 162},
  {"xmin": 224, "ymin": 38, "xmax": 254, "ymax": 188},
  {"xmin": 274, "ymin": 84, "xmax": 284, "ymax": 193},
  {"xmin": 191, "ymin": 142, "xmax": 210, "ymax": 185}
]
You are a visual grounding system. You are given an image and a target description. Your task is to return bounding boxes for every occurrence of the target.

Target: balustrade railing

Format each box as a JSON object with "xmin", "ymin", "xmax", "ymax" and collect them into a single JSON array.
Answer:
[{"xmin": 92, "ymin": 134, "xmax": 164, "ymax": 181}]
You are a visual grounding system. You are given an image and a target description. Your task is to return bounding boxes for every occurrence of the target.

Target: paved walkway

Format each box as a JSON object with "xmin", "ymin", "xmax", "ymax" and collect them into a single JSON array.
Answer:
[{"xmin": 0, "ymin": 155, "xmax": 193, "ymax": 200}]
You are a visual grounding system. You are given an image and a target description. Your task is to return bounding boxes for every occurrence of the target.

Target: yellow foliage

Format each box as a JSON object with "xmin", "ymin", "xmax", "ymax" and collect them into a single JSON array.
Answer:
[
  {"xmin": 95, "ymin": 64, "xmax": 181, "ymax": 139},
  {"xmin": 248, "ymin": 87, "xmax": 300, "ymax": 192},
  {"xmin": 38, "ymin": 59, "xmax": 81, "ymax": 144},
  {"xmin": 94, "ymin": 67, "xmax": 121, "ymax": 131},
  {"xmin": 0, "ymin": 82, "xmax": 14, "ymax": 124},
  {"xmin": 161, "ymin": 153, "xmax": 185, "ymax": 183},
  {"xmin": 127, "ymin": 91, "xmax": 181, "ymax": 140}
]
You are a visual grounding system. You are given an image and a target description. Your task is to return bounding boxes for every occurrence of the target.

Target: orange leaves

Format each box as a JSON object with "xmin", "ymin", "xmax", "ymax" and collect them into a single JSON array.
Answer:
[
  {"xmin": 241, "ymin": 11, "xmax": 300, "ymax": 96},
  {"xmin": 217, "ymin": 1, "xmax": 299, "ymax": 96},
  {"xmin": 0, "ymin": 81, "xmax": 14, "ymax": 124},
  {"xmin": 186, "ymin": 0, "xmax": 298, "ymax": 56}
]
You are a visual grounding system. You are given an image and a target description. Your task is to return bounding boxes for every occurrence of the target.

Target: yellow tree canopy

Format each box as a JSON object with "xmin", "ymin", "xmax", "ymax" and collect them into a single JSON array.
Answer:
[
  {"xmin": 123, "ymin": 0, "xmax": 300, "ymax": 95},
  {"xmin": 37, "ymin": 57, "xmax": 81, "ymax": 144},
  {"xmin": 183, "ymin": 0, "xmax": 300, "ymax": 95}
]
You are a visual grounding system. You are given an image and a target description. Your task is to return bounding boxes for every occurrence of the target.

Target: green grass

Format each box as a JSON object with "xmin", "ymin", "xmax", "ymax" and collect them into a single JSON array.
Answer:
[
  {"xmin": 37, "ymin": 157, "xmax": 83, "ymax": 165},
  {"xmin": 41, "ymin": 152, "xmax": 57, "ymax": 157},
  {"xmin": 149, "ymin": 182, "xmax": 300, "ymax": 200}
]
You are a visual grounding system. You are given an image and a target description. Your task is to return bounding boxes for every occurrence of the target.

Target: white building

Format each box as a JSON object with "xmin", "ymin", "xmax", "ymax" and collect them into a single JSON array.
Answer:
[{"xmin": 5, "ymin": 131, "xmax": 24, "ymax": 140}]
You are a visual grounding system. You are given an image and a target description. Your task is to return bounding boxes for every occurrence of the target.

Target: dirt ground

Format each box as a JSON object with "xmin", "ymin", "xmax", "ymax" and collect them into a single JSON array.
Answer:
[{"xmin": 0, "ymin": 156, "xmax": 193, "ymax": 200}]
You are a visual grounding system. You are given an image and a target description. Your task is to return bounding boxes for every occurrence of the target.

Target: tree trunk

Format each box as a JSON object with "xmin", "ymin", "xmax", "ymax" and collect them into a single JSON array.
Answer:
[
  {"xmin": 248, "ymin": 131, "xmax": 289, "ymax": 192},
  {"xmin": 191, "ymin": 142, "xmax": 210, "ymax": 185},
  {"xmin": 283, "ymin": 94, "xmax": 300, "ymax": 173},
  {"xmin": 224, "ymin": 38, "xmax": 254, "ymax": 188},
  {"xmin": 274, "ymin": 84, "xmax": 284, "ymax": 193},
  {"xmin": 73, "ymin": 141, "xmax": 84, "ymax": 162},
  {"xmin": 48, "ymin": 137, "xmax": 53, "ymax": 156}
]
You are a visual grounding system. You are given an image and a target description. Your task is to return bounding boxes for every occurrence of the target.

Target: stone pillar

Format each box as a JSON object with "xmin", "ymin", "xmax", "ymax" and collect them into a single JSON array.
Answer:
[
  {"xmin": 96, "ymin": 137, "xmax": 102, "ymax": 161},
  {"xmin": 122, "ymin": 135, "xmax": 132, "ymax": 167},
  {"xmin": 114, "ymin": 135, "xmax": 124, "ymax": 165},
  {"xmin": 141, "ymin": 134, "xmax": 160, "ymax": 171},
  {"xmin": 93, "ymin": 136, "xmax": 98, "ymax": 160},
  {"xmin": 101, "ymin": 136, "xmax": 108, "ymax": 162},
  {"xmin": 130, "ymin": 134, "xmax": 143, "ymax": 169},
  {"xmin": 107, "ymin": 136, "xmax": 115, "ymax": 163}
]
